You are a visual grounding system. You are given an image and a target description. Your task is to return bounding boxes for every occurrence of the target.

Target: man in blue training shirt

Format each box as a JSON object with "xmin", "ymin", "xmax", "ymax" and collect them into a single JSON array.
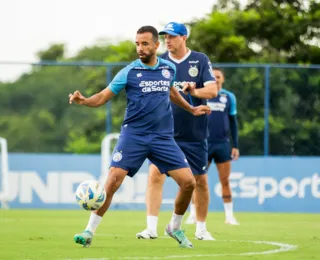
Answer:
[
  {"xmin": 136, "ymin": 22, "xmax": 218, "ymax": 241},
  {"xmin": 207, "ymin": 68, "xmax": 240, "ymax": 225},
  {"xmin": 69, "ymin": 25, "xmax": 211, "ymax": 249}
]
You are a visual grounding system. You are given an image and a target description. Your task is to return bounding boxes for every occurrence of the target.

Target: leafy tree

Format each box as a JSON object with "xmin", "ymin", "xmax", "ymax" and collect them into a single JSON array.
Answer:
[{"xmin": 1, "ymin": 0, "xmax": 319, "ymax": 155}]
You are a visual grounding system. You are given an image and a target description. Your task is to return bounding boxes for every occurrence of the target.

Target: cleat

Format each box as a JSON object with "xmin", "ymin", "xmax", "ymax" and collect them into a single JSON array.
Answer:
[
  {"xmin": 165, "ymin": 224, "xmax": 193, "ymax": 248},
  {"xmin": 195, "ymin": 230, "xmax": 215, "ymax": 240},
  {"xmin": 136, "ymin": 229, "xmax": 158, "ymax": 239},
  {"xmin": 74, "ymin": 230, "xmax": 93, "ymax": 247},
  {"xmin": 185, "ymin": 214, "xmax": 196, "ymax": 225},
  {"xmin": 225, "ymin": 216, "xmax": 240, "ymax": 225}
]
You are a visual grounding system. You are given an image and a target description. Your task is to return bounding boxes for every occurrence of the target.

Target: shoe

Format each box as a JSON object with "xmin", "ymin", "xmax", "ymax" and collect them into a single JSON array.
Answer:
[
  {"xmin": 185, "ymin": 214, "xmax": 196, "ymax": 225},
  {"xmin": 136, "ymin": 228, "xmax": 158, "ymax": 239},
  {"xmin": 74, "ymin": 230, "xmax": 93, "ymax": 247},
  {"xmin": 195, "ymin": 230, "xmax": 215, "ymax": 240},
  {"xmin": 165, "ymin": 224, "xmax": 193, "ymax": 248},
  {"xmin": 225, "ymin": 216, "xmax": 240, "ymax": 225}
]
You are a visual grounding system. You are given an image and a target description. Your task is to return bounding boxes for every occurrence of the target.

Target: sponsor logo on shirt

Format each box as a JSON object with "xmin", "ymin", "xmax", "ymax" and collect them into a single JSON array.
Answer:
[
  {"xmin": 173, "ymin": 81, "xmax": 196, "ymax": 91},
  {"xmin": 139, "ymin": 80, "xmax": 170, "ymax": 92},
  {"xmin": 207, "ymin": 102, "xmax": 226, "ymax": 112}
]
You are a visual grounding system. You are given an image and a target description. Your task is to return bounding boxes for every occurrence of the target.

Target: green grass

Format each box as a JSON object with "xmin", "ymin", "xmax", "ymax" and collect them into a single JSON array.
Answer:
[{"xmin": 0, "ymin": 210, "xmax": 319, "ymax": 260}]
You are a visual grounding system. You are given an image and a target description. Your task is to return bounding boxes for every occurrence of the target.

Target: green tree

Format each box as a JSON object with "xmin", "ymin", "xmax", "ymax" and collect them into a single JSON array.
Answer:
[{"xmin": 186, "ymin": 0, "xmax": 320, "ymax": 155}]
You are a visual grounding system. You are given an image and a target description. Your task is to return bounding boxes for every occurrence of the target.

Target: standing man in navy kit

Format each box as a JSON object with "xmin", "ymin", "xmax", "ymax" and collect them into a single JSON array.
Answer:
[
  {"xmin": 69, "ymin": 25, "xmax": 211, "ymax": 249},
  {"xmin": 207, "ymin": 68, "xmax": 240, "ymax": 225},
  {"xmin": 136, "ymin": 22, "xmax": 218, "ymax": 241}
]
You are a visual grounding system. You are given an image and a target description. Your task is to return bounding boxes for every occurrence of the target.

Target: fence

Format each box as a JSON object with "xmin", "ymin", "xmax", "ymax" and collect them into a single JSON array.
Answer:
[{"xmin": 0, "ymin": 61, "xmax": 319, "ymax": 155}]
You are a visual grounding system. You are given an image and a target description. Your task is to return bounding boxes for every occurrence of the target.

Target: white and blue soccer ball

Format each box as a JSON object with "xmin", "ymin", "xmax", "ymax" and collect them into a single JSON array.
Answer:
[{"xmin": 75, "ymin": 180, "xmax": 106, "ymax": 211}]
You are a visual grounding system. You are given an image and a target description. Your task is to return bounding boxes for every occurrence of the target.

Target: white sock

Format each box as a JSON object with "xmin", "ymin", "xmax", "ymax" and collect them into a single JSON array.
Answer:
[
  {"xmin": 224, "ymin": 202, "xmax": 234, "ymax": 219},
  {"xmin": 170, "ymin": 212, "xmax": 183, "ymax": 230},
  {"xmin": 196, "ymin": 221, "xmax": 206, "ymax": 232},
  {"xmin": 147, "ymin": 216, "xmax": 158, "ymax": 233},
  {"xmin": 190, "ymin": 203, "xmax": 196, "ymax": 218},
  {"xmin": 85, "ymin": 212, "xmax": 102, "ymax": 234}
]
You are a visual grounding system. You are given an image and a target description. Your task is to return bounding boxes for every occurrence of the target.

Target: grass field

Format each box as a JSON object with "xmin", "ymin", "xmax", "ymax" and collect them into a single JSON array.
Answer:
[{"xmin": 0, "ymin": 210, "xmax": 319, "ymax": 260}]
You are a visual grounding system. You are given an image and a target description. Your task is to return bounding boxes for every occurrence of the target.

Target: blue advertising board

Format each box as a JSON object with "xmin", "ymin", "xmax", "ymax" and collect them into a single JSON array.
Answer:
[{"xmin": 1, "ymin": 154, "xmax": 319, "ymax": 212}]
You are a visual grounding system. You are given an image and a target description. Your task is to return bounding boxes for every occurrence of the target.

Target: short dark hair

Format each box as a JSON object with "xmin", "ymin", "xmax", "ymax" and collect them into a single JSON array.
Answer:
[
  {"xmin": 137, "ymin": 26, "xmax": 159, "ymax": 42},
  {"xmin": 213, "ymin": 67, "xmax": 225, "ymax": 76}
]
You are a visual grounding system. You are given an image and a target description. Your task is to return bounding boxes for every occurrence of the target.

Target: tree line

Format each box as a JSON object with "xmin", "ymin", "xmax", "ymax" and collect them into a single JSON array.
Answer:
[{"xmin": 0, "ymin": 0, "xmax": 319, "ymax": 155}]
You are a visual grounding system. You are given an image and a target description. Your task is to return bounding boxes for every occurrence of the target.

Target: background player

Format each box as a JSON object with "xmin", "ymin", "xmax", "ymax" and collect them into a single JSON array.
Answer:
[
  {"xmin": 207, "ymin": 68, "xmax": 240, "ymax": 225},
  {"xmin": 136, "ymin": 22, "xmax": 217, "ymax": 241},
  {"xmin": 69, "ymin": 25, "xmax": 211, "ymax": 248}
]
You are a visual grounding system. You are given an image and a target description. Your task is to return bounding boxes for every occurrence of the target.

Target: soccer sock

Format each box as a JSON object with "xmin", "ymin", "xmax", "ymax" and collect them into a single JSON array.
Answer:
[
  {"xmin": 147, "ymin": 216, "xmax": 158, "ymax": 233},
  {"xmin": 170, "ymin": 212, "xmax": 183, "ymax": 230},
  {"xmin": 190, "ymin": 203, "xmax": 196, "ymax": 218},
  {"xmin": 196, "ymin": 221, "xmax": 207, "ymax": 232},
  {"xmin": 224, "ymin": 202, "xmax": 234, "ymax": 219},
  {"xmin": 85, "ymin": 212, "xmax": 102, "ymax": 234}
]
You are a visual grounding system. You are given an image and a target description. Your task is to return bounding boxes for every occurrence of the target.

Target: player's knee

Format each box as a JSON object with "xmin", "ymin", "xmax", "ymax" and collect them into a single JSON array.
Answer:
[
  {"xmin": 220, "ymin": 177, "xmax": 230, "ymax": 188},
  {"xmin": 196, "ymin": 176, "xmax": 208, "ymax": 190},
  {"xmin": 149, "ymin": 171, "xmax": 165, "ymax": 186},
  {"xmin": 106, "ymin": 169, "xmax": 125, "ymax": 194},
  {"xmin": 181, "ymin": 177, "xmax": 196, "ymax": 192}
]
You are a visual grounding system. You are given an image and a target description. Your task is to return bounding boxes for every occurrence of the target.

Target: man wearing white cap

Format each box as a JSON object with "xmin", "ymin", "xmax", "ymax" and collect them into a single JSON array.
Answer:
[{"xmin": 137, "ymin": 22, "xmax": 218, "ymax": 241}]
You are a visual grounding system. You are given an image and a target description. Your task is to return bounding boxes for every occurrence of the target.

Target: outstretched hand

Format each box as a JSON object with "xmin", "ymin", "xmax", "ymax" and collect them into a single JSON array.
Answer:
[
  {"xmin": 69, "ymin": 90, "xmax": 86, "ymax": 105},
  {"xmin": 191, "ymin": 105, "xmax": 211, "ymax": 116}
]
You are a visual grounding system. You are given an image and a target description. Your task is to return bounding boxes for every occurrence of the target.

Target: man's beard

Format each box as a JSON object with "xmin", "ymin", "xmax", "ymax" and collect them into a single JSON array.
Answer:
[{"xmin": 139, "ymin": 52, "xmax": 153, "ymax": 63}]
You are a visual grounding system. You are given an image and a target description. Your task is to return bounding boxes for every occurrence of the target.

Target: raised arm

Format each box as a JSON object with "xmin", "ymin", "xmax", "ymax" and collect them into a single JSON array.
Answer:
[
  {"xmin": 69, "ymin": 88, "xmax": 115, "ymax": 107},
  {"xmin": 182, "ymin": 81, "xmax": 217, "ymax": 99},
  {"xmin": 170, "ymin": 86, "xmax": 211, "ymax": 116},
  {"xmin": 69, "ymin": 66, "xmax": 129, "ymax": 107},
  {"xmin": 182, "ymin": 55, "xmax": 218, "ymax": 99}
]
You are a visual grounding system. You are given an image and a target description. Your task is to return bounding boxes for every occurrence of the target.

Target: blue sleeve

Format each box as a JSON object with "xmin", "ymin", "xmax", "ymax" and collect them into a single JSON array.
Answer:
[
  {"xmin": 228, "ymin": 92, "xmax": 237, "ymax": 115},
  {"xmin": 107, "ymin": 66, "xmax": 130, "ymax": 94},
  {"xmin": 202, "ymin": 55, "xmax": 216, "ymax": 84},
  {"xmin": 229, "ymin": 115, "xmax": 239, "ymax": 148}
]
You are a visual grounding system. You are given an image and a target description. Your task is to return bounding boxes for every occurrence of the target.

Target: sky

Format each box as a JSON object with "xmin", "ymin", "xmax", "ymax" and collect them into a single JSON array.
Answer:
[{"xmin": 0, "ymin": 0, "xmax": 241, "ymax": 81}]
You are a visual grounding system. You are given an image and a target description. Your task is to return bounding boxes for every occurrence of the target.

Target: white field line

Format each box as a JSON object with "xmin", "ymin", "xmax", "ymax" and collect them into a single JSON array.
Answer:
[{"xmin": 61, "ymin": 236, "xmax": 298, "ymax": 260}]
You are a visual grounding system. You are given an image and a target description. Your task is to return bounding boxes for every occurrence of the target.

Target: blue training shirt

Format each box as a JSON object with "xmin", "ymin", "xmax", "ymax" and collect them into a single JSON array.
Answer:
[
  {"xmin": 207, "ymin": 89, "xmax": 237, "ymax": 142},
  {"xmin": 108, "ymin": 58, "xmax": 176, "ymax": 136},
  {"xmin": 160, "ymin": 50, "xmax": 216, "ymax": 142}
]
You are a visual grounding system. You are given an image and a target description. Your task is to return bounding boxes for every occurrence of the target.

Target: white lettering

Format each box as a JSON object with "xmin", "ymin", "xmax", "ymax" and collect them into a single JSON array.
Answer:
[
  {"xmin": 311, "ymin": 173, "xmax": 320, "ymax": 198},
  {"xmin": 279, "ymin": 177, "xmax": 298, "ymax": 199},
  {"xmin": 59, "ymin": 172, "xmax": 95, "ymax": 203},
  {"xmin": 214, "ymin": 172, "xmax": 320, "ymax": 205},
  {"xmin": 258, "ymin": 177, "xmax": 278, "ymax": 204},
  {"xmin": 139, "ymin": 80, "xmax": 170, "ymax": 87},
  {"xmin": 20, "ymin": 172, "xmax": 59, "ymax": 203},
  {"xmin": 173, "ymin": 81, "xmax": 196, "ymax": 91},
  {"xmin": 207, "ymin": 102, "xmax": 226, "ymax": 111},
  {"xmin": 298, "ymin": 177, "xmax": 311, "ymax": 198},
  {"xmin": 239, "ymin": 177, "xmax": 259, "ymax": 198},
  {"xmin": 142, "ymin": 86, "xmax": 169, "ymax": 92}
]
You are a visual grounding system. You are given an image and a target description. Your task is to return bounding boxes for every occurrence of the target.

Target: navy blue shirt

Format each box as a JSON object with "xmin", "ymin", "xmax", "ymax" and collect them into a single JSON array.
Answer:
[
  {"xmin": 161, "ymin": 50, "xmax": 215, "ymax": 142},
  {"xmin": 108, "ymin": 58, "xmax": 176, "ymax": 136},
  {"xmin": 207, "ymin": 89, "xmax": 237, "ymax": 142}
]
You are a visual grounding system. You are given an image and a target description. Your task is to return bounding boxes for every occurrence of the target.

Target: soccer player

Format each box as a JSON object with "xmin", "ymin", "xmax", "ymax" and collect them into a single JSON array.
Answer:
[
  {"xmin": 206, "ymin": 68, "xmax": 240, "ymax": 225},
  {"xmin": 69, "ymin": 25, "xmax": 211, "ymax": 249},
  {"xmin": 136, "ymin": 22, "xmax": 217, "ymax": 241}
]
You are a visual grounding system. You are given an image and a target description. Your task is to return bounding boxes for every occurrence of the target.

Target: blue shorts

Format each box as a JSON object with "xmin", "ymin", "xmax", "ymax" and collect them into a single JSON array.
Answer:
[
  {"xmin": 176, "ymin": 140, "xmax": 208, "ymax": 175},
  {"xmin": 149, "ymin": 140, "xmax": 208, "ymax": 175},
  {"xmin": 208, "ymin": 141, "xmax": 232, "ymax": 164},
  {"xmin": 110, "ymin": 133, "xmax": 189, "ymax": 177}
]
